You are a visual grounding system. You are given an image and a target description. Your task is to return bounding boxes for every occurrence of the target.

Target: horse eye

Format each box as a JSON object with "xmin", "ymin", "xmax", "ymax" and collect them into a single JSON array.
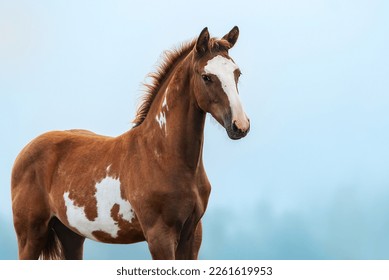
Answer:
[{"xmin": 202, "ymin": 74, "xmax": 212, "ymax": 82}]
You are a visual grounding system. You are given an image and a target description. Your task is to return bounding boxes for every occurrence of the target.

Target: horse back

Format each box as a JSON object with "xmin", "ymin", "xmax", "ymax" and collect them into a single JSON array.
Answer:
[{"xmin": 11, "ymin": 129, "xmax": 114, "ymax": 192}]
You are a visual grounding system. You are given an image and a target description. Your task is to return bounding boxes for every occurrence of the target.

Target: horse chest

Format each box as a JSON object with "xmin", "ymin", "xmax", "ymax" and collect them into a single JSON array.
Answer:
[{"xmin": 63, "ymin": 176, "xmax": 137, "ymax": 242}]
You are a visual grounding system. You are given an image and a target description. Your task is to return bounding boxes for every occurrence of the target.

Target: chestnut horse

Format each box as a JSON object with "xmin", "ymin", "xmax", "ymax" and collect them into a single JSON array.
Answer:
[{"xmin": 11, "ymin": 26, "xmax": 250, "ymax": 260}]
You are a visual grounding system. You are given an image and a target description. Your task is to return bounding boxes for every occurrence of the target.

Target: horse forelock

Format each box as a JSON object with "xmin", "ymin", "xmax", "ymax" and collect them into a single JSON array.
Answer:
[
  {"xmin": 132, "ymin": 36, "xmax": 231, "ymax": 128},
  {"xmin": 208, "ymin": 38, "xmax": 231, "ymax": 53}
]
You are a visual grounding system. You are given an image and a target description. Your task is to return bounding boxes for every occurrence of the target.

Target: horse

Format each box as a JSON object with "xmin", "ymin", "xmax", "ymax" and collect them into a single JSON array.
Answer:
[{"xmin": 11, "ymin": 26, "xmax": 250, "ymax": 260}]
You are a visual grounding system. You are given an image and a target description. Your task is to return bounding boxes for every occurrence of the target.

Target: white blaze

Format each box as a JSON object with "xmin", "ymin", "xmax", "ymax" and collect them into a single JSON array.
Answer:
[
  {"xmin": 63, "ymin": 176, "xmax": 135, "ymax": 241},
  {"xmin": 204, "ymin": 55, "xmax": 247, "ymax": 128}
]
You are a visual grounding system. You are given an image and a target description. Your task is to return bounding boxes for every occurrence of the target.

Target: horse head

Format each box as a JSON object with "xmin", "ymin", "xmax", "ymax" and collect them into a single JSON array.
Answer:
[{"xmin": 192, "ymin": 26, "xmax": 250, "ymax": 140}]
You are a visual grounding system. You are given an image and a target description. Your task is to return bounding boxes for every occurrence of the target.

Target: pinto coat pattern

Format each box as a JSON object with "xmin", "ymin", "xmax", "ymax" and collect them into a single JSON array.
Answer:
[{"xmin": 11, "ymin": 26, "xmax": 250, "ymax": 260}]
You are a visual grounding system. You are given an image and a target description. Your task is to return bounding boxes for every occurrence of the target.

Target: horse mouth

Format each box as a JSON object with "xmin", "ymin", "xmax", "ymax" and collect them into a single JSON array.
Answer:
[{"xmin": 226, "ymin": 125, "xmax": 250, "ymax": 140}]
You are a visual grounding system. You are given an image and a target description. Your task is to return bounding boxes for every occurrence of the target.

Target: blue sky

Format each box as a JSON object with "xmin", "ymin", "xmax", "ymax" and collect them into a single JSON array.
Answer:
[{"xmin": 1, "ymin": 0, "xmax": 389, "ymax": 259}]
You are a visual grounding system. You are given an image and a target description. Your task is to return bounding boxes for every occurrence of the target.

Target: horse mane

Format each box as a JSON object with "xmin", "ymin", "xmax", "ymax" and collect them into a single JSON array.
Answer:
[{"xmin": 132, "ymin": 37, "xmax": 231, "ymax": 127}]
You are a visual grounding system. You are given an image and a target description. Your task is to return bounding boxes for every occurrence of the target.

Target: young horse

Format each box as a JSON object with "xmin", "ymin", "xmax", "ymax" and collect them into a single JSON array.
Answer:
[{"xmin": 11, "ymin": 26, "xmax": 250, "ymax": 260}]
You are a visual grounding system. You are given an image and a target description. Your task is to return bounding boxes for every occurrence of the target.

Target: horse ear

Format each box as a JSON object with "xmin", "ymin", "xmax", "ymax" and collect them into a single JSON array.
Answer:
[
  {"xmin": 196, "ymin": 27, "xmax": 210, "ymax": 56},
  {"xmin": 223, "ymin": 26, "xmax": 239, "ymax": 49}
]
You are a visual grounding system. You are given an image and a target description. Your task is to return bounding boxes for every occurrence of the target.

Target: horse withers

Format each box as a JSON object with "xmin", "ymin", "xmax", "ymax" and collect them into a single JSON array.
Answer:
[{"xmin": 11, "ymin": 26, "xmax": 250, "ymax": 260}]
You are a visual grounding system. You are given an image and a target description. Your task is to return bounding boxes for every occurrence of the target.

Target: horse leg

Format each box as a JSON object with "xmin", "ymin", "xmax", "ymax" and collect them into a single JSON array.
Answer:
[
  {"xmin": 51, "ymin": 217, "xmax": 85, "ymax": 260},
  {"xmin": 13, "ymin": 191, "xmax": 51, "ymax": 259},
  {"xmin": 192, "ymin": 221, "xmax": 203, "ymax": 259},
  {"xmin": 14, "ymin": 218, "xmax": 50, "ymax": 259},
  {"xmin": 175, "ymin": 220, "xmax": 203, "ymax": 260},
  {"xmin": 145, "ymin": 223, "xmax": 180, "ymax": 260}
]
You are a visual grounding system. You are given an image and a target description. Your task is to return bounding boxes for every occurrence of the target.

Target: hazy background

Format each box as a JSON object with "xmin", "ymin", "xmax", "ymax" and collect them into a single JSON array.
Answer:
[{"xmin": 1, "ymin": 0, "xmax": 389, "ymax": 259}]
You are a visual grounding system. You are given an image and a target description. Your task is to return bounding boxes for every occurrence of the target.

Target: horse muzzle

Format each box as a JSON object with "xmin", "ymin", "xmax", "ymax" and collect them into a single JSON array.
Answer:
[{"xmin": 226, "ymin": 117, "xmax": 250, "ymax": 140}]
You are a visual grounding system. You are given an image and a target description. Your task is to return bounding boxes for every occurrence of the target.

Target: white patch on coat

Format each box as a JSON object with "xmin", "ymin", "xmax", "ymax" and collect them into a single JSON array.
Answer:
[
  {"xmin": 155, "ymin": 111, "xmax": 167, "ymax": 133},
  {"xmin": 162, "ymin": 87, "xmax": 169, "ymax": 110},
  {"xmin": 204, "ymin": 55, "xmax": 247, "ymax": 126},
  {"xmin": 63, "ymin": 176, "xmax": 134, "ymax": 241},
  {"xmin": 155, "ymin": 91, "xmax": 169, "ymax": 134},
  {"xmin": 162, "ymin": 95, "xmax": 168, "ymax": 110}
]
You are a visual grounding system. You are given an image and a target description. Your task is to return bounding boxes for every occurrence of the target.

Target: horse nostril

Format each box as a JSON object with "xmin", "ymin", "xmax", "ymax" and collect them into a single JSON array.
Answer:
[{"xmin": 232, "ymin": 121, "xmax": 239, "ymax": 133}]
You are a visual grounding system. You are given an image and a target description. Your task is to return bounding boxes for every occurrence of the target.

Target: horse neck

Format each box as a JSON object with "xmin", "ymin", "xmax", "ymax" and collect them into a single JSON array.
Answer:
[{"xmin": 135, "ymin": 52, "xmax": 206, "ymax": 170}]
